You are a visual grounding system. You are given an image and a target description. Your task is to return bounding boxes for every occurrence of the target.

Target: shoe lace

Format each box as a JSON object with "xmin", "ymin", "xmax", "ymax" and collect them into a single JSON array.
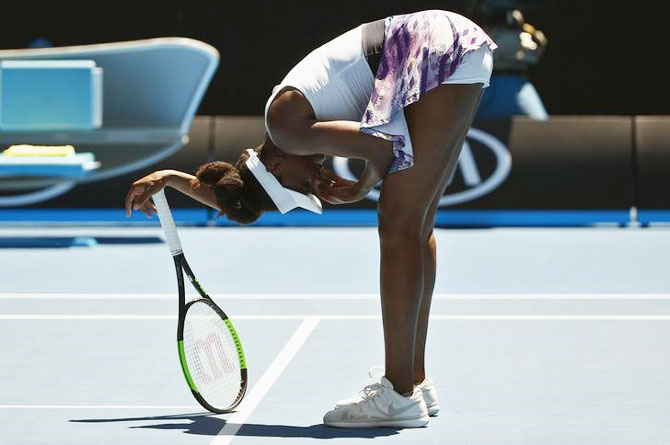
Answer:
[
  {"xmin": 368, "ymin": 365, "xmax": 384, "ymax": 379},
  {"xmin": 360, "ymin": 382, "xmax": 382, "ymax": 400},
  {"xmin": 356, "ymin": 366, "xmax": 385, "ymax": 400}
]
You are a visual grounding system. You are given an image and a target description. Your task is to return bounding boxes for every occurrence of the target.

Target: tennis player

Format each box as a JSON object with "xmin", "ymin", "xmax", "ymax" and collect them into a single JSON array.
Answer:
[{"xmin": 127, "ymin": 9, "xmax": 496, "ymax": 428}]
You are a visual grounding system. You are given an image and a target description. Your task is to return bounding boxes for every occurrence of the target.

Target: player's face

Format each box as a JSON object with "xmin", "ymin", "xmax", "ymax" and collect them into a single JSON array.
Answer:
[{"xmin": 268, "ymin": 153, "xmax": 327, "ymax": 195}]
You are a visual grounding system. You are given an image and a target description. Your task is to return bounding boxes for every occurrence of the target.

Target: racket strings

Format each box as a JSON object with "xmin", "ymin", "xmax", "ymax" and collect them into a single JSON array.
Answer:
[{"xmin": 183, "ymin": 301, "xmax": 242, "ymax": 408}]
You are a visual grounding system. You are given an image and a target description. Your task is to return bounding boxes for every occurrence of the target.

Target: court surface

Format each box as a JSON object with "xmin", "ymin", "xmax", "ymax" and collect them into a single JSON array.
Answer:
[{"xmin": 2, "ymin": 225, "xmax": 670, "ymax": 444}]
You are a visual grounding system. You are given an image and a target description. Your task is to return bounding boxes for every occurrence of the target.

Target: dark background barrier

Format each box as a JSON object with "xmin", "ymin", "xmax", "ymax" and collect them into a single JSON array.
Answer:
[
  {"xmin": 467, "ymin": 117, "xmax": 635, "ymax": 210},
  {"xmin": 636, "ymin": 116, "xmax": 670, "ymax": 210},
  {"xmin": 3, "ymin": 1, "xmax": 669, "ymax": 116},
  {"xmin": 30, "ymin": 115, "xmax": 666, "ymax": 214}
]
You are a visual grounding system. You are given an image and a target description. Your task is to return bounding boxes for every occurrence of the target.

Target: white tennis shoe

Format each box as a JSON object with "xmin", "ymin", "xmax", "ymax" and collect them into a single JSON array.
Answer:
[
  {"xmin": 415, "ymin": 377, "xmax": 440, "ymax": 416},
  {"xmin": 324, "ymin": 376, "xmax": 429, "ymax": 428},
  {"xmin": 336, "ymin": 367, "xmax": 440, "ymax": 416}
]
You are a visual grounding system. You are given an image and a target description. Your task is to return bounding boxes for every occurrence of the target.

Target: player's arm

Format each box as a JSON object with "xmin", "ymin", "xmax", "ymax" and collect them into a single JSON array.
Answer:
[
  {"xmin": 125, "ymin": 169, "xmax": 221, "ymax": 217},
  {"xmin": 266, "ymin": 89, "xmax": 393, "ymax": 164},
  {"xmin": 267, "ymin": 93, "xmax": 394, "ymax": 200},
  {"xmin": 165, "ymin": 170, "xmax": 221, "ymax": 210},
  {"xmin": 272, "ymin": 118, "xmax": 392, "ymax": 161},
  {"xmin": 269, "ymin": 117, "xmax": 394, "ymax": 203}
]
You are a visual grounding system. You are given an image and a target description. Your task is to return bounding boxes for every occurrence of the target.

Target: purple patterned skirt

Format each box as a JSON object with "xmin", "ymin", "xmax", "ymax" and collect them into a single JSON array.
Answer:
[{"xmin": 360, "ymin": 10, "xmax": 497, "ymax": 174}]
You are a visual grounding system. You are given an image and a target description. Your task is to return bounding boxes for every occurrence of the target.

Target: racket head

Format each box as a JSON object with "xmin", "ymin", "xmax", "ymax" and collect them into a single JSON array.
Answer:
[{"xmin": 178, "ymin": 298, "xmax": 247, "ymax": 413}]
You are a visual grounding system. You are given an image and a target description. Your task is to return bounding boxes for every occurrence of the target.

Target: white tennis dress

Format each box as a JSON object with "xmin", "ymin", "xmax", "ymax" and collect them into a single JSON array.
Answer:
[{"xmin": 264, "ymin": 11, "xmax": 495, "ymax": 174}]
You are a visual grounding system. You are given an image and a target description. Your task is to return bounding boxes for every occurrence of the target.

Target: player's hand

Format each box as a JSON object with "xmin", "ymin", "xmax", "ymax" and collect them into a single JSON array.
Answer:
[
  {"xmin": 320, "ymin": 183, "xmax": 371, "ymax": 204},
  {"xmin": 315, "ymin": 169, "xmax": 370, "ymax": 205},
  {"xmin": 312, "ymin": 168, "xmax": 349, "ymax": 193},
  {"xmin": 125, "ymin": 170, "xmax": 172, "ymax": 217}
]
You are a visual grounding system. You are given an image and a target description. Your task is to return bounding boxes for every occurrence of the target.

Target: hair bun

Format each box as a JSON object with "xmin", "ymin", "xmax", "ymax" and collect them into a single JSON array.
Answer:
[
  {"xmin": 195, "ymin": 161, "xmax": 261, "ymax": 224},
  {"xmin": 195, "ymin": 161, "xmax": 239, "ymax": 186}
]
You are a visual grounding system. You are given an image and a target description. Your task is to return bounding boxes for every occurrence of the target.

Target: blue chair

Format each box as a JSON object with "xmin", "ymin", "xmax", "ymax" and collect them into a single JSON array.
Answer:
[{"xmin": 0, "ymin": 38, "xmax": 219, "ymax": 206}]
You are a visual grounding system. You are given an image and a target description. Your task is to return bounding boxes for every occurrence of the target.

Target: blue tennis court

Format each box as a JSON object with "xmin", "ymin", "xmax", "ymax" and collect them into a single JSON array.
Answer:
[{"xmin": 2, "ymin": 225, "xmax": 670, "ymax": 444}]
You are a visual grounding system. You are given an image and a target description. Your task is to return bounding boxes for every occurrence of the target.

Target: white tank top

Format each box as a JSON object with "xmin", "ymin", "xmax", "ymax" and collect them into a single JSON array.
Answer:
[{"xmin": 264, "ymin": 25, "xmax": 374, "ymax": 143}]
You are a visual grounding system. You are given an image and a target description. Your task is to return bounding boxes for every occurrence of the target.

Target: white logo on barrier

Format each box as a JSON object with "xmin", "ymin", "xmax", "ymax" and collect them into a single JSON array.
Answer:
[{"xmin": 332, "ymin": 128, "xmax": 512, "ymax": 207}]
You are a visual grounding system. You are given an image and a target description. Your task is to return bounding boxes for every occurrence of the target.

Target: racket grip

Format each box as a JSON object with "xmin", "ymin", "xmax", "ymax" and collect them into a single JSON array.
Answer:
[{"xmin": 153, "ymin": 189, "xmax": 183, "ymax": 255}]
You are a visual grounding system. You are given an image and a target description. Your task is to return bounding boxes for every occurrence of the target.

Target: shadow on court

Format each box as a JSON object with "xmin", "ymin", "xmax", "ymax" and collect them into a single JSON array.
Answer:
[{"xmin": 70, "ymin": 413, "xmax": 400, "ymax": 439}]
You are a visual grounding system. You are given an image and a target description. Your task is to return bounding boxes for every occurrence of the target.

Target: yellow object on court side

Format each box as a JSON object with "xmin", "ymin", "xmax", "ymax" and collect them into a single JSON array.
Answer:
[{"xmin": 2, "ymin": 145, "xmax": 76, "ymax": 157}]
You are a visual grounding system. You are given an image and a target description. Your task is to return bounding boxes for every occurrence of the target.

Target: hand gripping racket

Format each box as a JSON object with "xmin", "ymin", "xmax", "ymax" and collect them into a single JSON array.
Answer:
[{"xmin": 153, "ymin": 189, "xmax": 247, "ymax": 413}]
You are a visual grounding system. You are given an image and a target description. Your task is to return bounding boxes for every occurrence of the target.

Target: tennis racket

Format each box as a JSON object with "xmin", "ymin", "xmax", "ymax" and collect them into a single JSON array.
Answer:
[{"xmin": 153, "ymin": 189, "xmax": 247, "ymax": 413}]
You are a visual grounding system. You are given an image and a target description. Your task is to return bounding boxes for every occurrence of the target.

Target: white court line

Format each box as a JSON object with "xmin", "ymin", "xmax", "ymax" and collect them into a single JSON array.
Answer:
[
  {"xmin": 2, "ymin": 293, "xmax": 670, "ymax": 300},
  {"xmin": 0, "ymin": 405, "xmax": 199, "ymax": 409},
  {"xmin": 210, "ymin": 316, "xmax": 320, "ymax": 445},
  {"xmin": 2, "ymin": 314, "xmax": 670, "ymax": 321},
  {"xmin": 0, "ymin": 315, "xmax": 176, "ymax": 320}
]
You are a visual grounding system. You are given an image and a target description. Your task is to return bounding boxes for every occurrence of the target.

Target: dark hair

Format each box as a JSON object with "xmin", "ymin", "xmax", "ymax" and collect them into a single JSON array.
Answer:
[{"xmin": 195, "ymin": 145, "xmax": 276, "ymax": 224}]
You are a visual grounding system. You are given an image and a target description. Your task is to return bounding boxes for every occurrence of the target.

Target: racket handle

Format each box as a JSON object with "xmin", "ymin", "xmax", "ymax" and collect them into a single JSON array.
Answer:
[{"xmin": 153, "ymin": 189, "xmax": 183, "ymax": 255}]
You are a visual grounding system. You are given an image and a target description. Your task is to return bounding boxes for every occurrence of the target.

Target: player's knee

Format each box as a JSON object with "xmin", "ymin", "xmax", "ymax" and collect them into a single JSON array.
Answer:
[{"xmin": 377, "ymin": 206, "xmax": 426, "ymax": 245}]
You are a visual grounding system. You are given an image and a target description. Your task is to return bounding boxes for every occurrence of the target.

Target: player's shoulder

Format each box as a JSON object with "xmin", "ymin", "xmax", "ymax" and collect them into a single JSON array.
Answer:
[{"xmin": 267, "ymin": 87, "xmax": 315, "ymax": 142}]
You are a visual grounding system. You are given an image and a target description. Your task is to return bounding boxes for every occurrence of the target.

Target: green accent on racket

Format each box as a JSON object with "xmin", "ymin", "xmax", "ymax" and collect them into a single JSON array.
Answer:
[
  {"xmin": 178, "ymin": 340, "xmax": 198, "ymax": 392},
  {"xmin": 225, "ymin": 318, "xmax": 247, "ymax": 369}
]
